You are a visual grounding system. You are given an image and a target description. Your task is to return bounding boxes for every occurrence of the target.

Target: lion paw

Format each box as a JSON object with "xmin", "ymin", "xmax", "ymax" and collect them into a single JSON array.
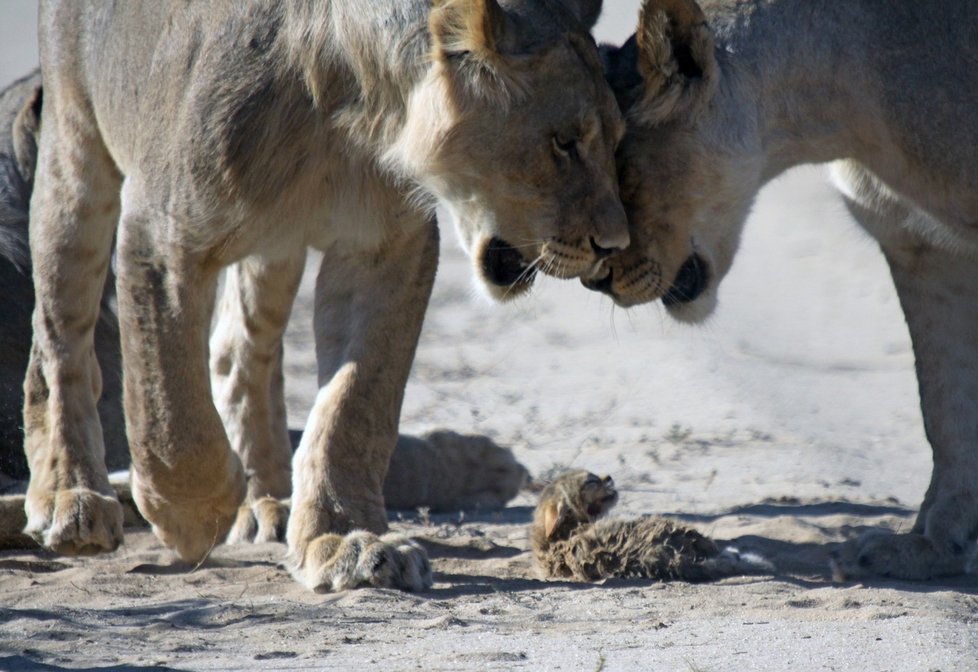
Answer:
[
  {"xmin": 130, "ymin": 459, "xmax": 246, "ymax": 563},
  {"xmin": 380, "ymin": 533, "xmax": 433, "ymax": 592},
  {"xmin": 288, "ymin": 530, "xmax": 432, "ymax": 593},
  {"xmin": 829, "ymin": 530, "xmax": 971, "ymax": 581},
  {"xmin": 24, "ymin": 487, "xmax": 124, "ymax": 556},
  {"xmin": 226, "ymin": 497, "xmax": 290, "ymax": 544}
]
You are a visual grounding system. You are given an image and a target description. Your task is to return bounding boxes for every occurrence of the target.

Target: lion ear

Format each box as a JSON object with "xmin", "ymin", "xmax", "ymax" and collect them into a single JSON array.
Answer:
[
  {"xmin": 634, "ymin": 0, "xmax": 717, "ymax": 124},
  {"xmin": 430, "ymin": 0, "xmax": 510, "ymax": 62},
  {"xmin": 543, "ymin": 501, "xmax": 568, "ymax": 540}
]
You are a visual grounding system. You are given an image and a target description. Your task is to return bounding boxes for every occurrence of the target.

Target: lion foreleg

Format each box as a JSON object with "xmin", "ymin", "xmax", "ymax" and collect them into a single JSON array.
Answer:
[
  {"xmin": 115, "ymin": 209, "xmax": 245, "ymax": 563},
  {"xmin": 23, "ymin": 103, "xmax": 123, "ymax": 556},
  {"xmin": 833, "ymin": 232, "xmax": 978, "ymax": 580},
  {"xmin": 287, "ymin": 216, "xmax": 438, "ymax": 590}
]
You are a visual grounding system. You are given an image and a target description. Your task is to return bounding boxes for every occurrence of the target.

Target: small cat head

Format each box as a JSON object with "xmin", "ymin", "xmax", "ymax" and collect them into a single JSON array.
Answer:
[{"xmin": 536, "ymin": 470, "xmax": 619, "ymax": 541}]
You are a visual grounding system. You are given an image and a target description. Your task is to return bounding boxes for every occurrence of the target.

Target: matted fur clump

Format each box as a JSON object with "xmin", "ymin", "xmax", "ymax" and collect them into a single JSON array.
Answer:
[{"xmin": 531, "ymin": 470, "xmax": 772, "ymax": 582}]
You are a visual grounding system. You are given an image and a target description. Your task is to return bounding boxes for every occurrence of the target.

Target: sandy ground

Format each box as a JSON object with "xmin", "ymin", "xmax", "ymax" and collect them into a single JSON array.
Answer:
[{"xmin": 2, "ymin": 2, "xmax": 977, "ymax": 671}]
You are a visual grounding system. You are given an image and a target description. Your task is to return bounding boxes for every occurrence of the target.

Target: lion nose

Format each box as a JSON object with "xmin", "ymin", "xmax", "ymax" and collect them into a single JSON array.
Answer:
[
  {"xmin": 590, "ymin": 198, "xmax": 630, "ymax": 255},
  {"xmin": 590, "ymin": 237, "xmax": 619, "ymax": 259}
]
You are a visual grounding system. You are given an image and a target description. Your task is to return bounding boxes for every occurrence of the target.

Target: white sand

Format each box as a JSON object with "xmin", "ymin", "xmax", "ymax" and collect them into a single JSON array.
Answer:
[{"xmin": 1, "ymin": 3, "xmax": 976, "ymax": 671}]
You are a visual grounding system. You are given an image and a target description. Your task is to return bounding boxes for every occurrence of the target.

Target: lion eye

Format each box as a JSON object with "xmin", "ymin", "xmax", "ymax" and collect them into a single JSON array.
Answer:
[{"xmin": 552, "ymin": 134, "xmax": 578, "ymax": 159}]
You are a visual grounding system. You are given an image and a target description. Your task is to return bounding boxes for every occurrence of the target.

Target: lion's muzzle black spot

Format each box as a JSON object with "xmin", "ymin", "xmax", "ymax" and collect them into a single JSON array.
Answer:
[
  {"xmin": 582, "ymin": 267, "xmax": 614, "ymax": 295},
  {"xmin": 663, "ymin": 253, "xmax": 708, "ymax": 307},
  {"xmin": 482, "ymin": 236, "xmax": 534, "ymax": 287}
]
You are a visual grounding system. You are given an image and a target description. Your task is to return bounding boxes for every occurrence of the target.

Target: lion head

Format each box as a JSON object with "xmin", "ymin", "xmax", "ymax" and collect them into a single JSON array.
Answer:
[
  {"xmin": 584, "ymin": 0, "xmax": 761, "ymax": 323},
  {"xmin": 394, "ymin": 0, "xmax": 630, "ymax": 301}
]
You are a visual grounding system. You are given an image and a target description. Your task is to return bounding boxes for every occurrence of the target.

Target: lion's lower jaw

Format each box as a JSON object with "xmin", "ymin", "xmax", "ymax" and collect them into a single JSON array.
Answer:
[
  {"xmin": 473, "ymin": 269, "xmax": 536, "ymax": 303},
  {"xmin": 663, "ymin": 288, "xmax": 718, "ymax": 325},
  {"xmin": 604, "ymin": 282, "xmax": 661, "ymax": 310}
]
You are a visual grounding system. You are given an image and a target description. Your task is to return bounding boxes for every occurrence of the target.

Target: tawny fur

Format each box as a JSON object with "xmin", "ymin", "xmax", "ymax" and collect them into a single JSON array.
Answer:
[
  {"xmin": 531, "ymin": 470, "xmax": 771, "ymax": 582},
  {"xmin": 591, "ymin": 0, "xmax": 978, "ymax": 579},
  {"xmin": 26, "ymin": 0, "xmax": 626, "ymax": 591}
]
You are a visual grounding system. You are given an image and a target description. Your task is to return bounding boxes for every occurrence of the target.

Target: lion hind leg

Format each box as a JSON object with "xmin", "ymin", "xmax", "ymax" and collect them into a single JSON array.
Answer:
[
  {"xmin": 211, "ymin": 252, "xmax": 304, "ymax": 502},
  {"xmin": 24, "ymin": 92, "xmax": 123, "ymax": 556},
  {"xmin": 227, "ymin": 496, "xmax": 290, "ymax": 545},
  {"xmin": 831, "ymin": 203, "xmax": 978, "ymax": 580},
  {"xmin": 212, "ymin": 252, "xmax": 304, "ymax": 545}
]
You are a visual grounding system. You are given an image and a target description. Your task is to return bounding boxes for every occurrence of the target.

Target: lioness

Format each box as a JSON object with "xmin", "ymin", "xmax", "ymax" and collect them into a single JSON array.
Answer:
[
  {"xmin": 591, "ymin": 0, "xmax": 978, "ymax": 579},
  {"xmin": 27, "ymin": 0, "xmax": 627, "ymax": 590},
  {"xmin": 0, "ymin": 72, "xmax": 528, "ymax": 554}
]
